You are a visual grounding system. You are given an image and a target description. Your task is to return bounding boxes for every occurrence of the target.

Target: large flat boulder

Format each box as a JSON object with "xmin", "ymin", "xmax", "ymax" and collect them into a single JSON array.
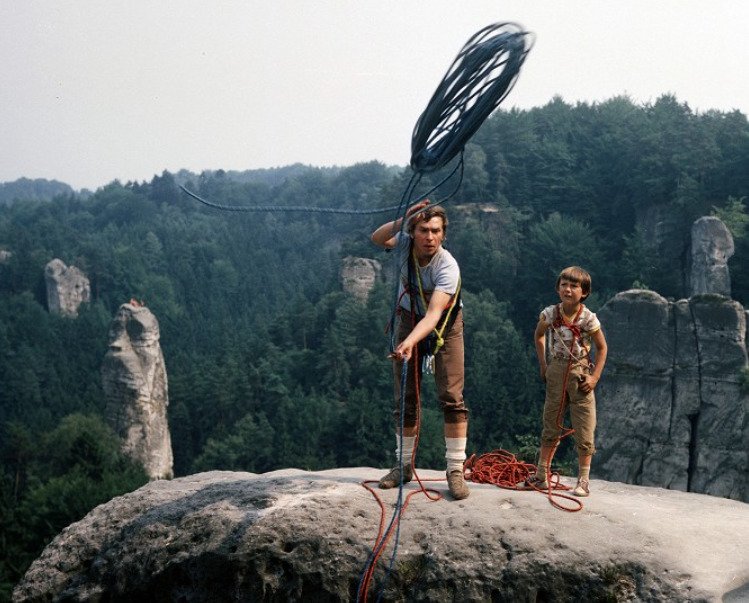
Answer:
[{"xmin": 13, "ymin": 468, "xmax": 749, "ymax": 602}]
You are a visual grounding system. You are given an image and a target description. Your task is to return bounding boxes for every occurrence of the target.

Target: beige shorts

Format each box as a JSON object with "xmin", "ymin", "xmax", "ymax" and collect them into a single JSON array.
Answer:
[{"xmin": 541, "ymin": 357, "xmax": 596, "ymax": 455}]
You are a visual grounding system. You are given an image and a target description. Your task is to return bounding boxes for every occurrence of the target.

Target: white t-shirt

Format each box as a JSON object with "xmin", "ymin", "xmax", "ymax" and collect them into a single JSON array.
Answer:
[
  {"xmin": 395, "ymin": 232, "xmax": 460, "ymax": 314},
  {"xmin": 540, "ymin": 304, "xmax": 600, "ymax": 359}
]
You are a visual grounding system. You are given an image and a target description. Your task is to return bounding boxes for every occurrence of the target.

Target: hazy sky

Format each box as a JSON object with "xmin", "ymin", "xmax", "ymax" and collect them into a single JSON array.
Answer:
[{"xmin": 2, "ymin": 1, "xmax": 748, "ymax": 191}]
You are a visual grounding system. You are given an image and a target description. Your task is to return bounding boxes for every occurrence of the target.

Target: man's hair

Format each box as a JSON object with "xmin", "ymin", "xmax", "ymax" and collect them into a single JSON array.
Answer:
[
  {"xmin": 407, "ymin": 205, "xmax": 449, "ymax": 236},
  {"xmin": 556, "ymin": 266, "xmax": 592, "ymax": 299}
]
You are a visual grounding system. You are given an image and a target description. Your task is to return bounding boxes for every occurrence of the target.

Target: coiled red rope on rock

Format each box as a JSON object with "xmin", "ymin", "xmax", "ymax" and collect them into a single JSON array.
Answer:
[
  {"xmin": 464, "ymin": 449, "xmax": 534, "ymax": 487},
  {"xmin": 464, "ymin": 446, "xmax": 583, "ymax": 513}
]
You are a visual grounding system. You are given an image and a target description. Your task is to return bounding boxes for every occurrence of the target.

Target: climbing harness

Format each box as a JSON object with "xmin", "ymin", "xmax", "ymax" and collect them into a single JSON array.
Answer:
[
  {"xmin": 550, "ymin": 303, "xmax": 595, "ymax": 369},
  {"xmin": 408, "ymin": 244, "xmax": 462, "ymax": 375}
]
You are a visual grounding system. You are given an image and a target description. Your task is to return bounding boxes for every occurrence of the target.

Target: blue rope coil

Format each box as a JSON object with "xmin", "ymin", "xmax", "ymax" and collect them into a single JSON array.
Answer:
[{"xmin": 410, "ymin": 22, "xmax": 533, "ymax": 174}]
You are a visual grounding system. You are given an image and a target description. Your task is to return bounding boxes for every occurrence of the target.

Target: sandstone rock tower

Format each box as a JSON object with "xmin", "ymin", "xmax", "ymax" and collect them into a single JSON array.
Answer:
[
  {"xmin": 689, "ymin": 215, "xmax": 735, "ymax": 297},
  {"xmin": 44, "ymin": 258, "xmax": 90, "ymax": 317},
  {"xmin": 340, "ymin": 256, "xmax": 382, "ymax": 302},
  {"xmin": 102, "ymin": 300, "xmax": 173, "ymax": 480}
]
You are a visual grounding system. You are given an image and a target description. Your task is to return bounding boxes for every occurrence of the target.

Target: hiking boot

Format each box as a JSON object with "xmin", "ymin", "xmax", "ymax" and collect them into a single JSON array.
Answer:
[
  {"xmin": 572, "ymin": 478, "xmax": 590, "ymax": 497},
  {"xmin": 446, "ymin": 470, "xmax": 470, "ymax": 500},
  {"xmin": 524, "ymin": 474, "xmax": 549, "ymax": 490},
  {"xmin": 378, "ymin": 465, "xmax": 413, "ymax": 489}
]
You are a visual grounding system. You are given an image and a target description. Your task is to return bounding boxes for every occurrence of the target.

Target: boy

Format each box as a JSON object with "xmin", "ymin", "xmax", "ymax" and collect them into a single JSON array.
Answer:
[{"xmin": 527, "ymin": 266, "xmax": 608, "ymax": 497}]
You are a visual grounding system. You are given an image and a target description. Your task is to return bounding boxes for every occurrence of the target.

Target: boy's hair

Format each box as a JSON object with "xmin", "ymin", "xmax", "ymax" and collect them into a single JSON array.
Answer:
[
  {"xmin": 408, "ymin": 205, "xmax": 448, "ymax": 236},
  {"xmin": 556, "ymin": 266, "xmax": 592, "ymax": 300}
]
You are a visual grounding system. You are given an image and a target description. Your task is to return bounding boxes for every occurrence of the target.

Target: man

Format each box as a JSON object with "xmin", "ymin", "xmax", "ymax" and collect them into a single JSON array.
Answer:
[{"xmin": 370, "ymin": 200, "xmax": 469, "ymax": 500}]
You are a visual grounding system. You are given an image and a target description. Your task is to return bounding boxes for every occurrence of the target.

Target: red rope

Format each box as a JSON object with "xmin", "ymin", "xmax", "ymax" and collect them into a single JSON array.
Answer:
[
  {"xmin": 542, "ymin": 305, "xmax": 586, "ymax": 512},
  {"xmin": 463, "ymin": 444, "xmax": 582, "ymax": 513},
  {"xmin": 357, "ymin": 309, "xmax": 442, "ymax": 603},
  {"xmin": 465, "ymin": 449, "xmax": 534, "ymax": 488},
  {"xmin": 357, "ymin": 477, "xmax": 441, "ymax": 602}
]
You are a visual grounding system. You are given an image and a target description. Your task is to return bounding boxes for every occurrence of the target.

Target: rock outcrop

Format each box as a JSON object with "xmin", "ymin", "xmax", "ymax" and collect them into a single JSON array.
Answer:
[
  {"xmin": 13, "ymin": 468, "xmax": 749, "ymax": 602},
  {"xmin": 633, "ymin": 211, "xmax": 737, "ymax": 299},
  {"xmin": 44, "ymin": 258, "xmax": 90, "ymax": 317},
  {"xmin": 340, "ymin": 256, "xmax": 382, "ymax": 302},
  {"xmin": 595, "ymin": 290, "xmax": 748, "ymax": 502},
  {"xmin": 101, "ymin": 301, "xmax": 173, "ymax": 480},
  {"xmin": 688, "ymin": 216, "xmax": 735, "ymax": 297}
]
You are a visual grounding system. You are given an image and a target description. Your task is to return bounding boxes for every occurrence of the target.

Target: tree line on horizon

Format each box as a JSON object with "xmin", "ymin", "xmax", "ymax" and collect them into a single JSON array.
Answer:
[{"xmin": 1, "ymin": 93, "xmax": 749, "ymax": 596}]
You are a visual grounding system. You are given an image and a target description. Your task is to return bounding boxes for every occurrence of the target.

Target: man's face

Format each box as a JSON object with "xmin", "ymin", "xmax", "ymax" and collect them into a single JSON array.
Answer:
[{"xmin": 412, "ymin": 216, "xmax": 445, "ymax": 259}]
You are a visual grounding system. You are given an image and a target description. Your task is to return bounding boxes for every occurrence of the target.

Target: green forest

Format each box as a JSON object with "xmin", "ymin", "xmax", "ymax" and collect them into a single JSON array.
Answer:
[{"xmin": 2, "ymin": 94, "xmax": 749, "ymax": 597}]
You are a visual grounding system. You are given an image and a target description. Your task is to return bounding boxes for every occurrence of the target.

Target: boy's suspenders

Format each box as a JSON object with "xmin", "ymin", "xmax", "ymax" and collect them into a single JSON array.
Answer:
[{"xmin": 550, "ymin": 304, "xmax": 594, "ymax": 369}]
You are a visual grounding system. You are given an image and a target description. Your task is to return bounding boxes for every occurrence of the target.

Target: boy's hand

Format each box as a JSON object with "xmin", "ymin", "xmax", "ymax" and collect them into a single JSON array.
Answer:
[
  {"xmin": 578, "ymin": 374, "xmax": 598, "ymax": 393},
  {"xmin": 539, "ymin": 365, "xmax": 547, "ymax": 382}
]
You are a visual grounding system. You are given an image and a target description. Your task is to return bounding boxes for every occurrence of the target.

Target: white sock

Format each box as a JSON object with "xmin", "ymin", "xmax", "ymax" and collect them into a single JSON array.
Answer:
[
  {"xmin": 395, "ymin": 435, "xmax": 416, "ymax": 467},
  {"xmin": 445, "ymin": 437, "xmax": 467, "ymax": 473}
]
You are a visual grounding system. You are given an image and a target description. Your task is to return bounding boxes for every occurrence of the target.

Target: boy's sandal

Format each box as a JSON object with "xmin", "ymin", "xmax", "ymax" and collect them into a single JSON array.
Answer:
[
  {"xmin": 572, "ymin": 478, "xmax": 590, "ymax": 497},
  {"xmin": 524, "ymin": 474, "xmax": 549, "ymax": 490}
]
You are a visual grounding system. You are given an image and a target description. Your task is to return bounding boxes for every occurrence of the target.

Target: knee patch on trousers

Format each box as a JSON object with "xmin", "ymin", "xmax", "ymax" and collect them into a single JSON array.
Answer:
[{"xmin": 443, "ymin": 408, "xmax": 468, "ymax": 424}]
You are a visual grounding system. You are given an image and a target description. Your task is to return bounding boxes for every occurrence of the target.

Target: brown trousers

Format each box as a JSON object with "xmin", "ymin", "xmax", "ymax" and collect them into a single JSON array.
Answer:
[
  {"xmin": 541, "ymin": 358, "xmax": 596, "ymax": 455},
  {"xmin": 392, "ymin": 310, "xmax": 468, "ymax": 429}
]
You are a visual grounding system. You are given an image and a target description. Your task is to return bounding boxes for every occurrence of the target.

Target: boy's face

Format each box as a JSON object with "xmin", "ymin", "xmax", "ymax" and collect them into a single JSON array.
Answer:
[{"xmin": 557, "ymin": 278, "xmax": 584, "ymax": 306}]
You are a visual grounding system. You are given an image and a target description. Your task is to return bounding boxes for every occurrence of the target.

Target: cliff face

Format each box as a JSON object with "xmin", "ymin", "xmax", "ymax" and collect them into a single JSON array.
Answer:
[
  {"xmin": 101, "ymin": 301, "xmax": 173, "ymax": 480},
  {"xmin": 44, "ymin": 258, "xmax": 90, "ymax": 317},
  {"xmin": 13, "ymin": 469, "xmax": 749, "ymax": 602},
  {"xmin": 595, "ymin": 290, "xmax": 748, "ymax": 502}
]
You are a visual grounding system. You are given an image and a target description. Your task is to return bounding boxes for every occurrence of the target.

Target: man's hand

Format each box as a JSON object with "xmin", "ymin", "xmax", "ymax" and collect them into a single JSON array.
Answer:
[
  {"xmin": 389, "ymin": 341, "xmax": 414, "ymax": 362},
  {"xmin": 371, "ymin": 199, "xmax": 430, "ymax": 249},
  {"xmin": 405, "ymin": 199, "xmax": 430, "ymax": 222}
]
